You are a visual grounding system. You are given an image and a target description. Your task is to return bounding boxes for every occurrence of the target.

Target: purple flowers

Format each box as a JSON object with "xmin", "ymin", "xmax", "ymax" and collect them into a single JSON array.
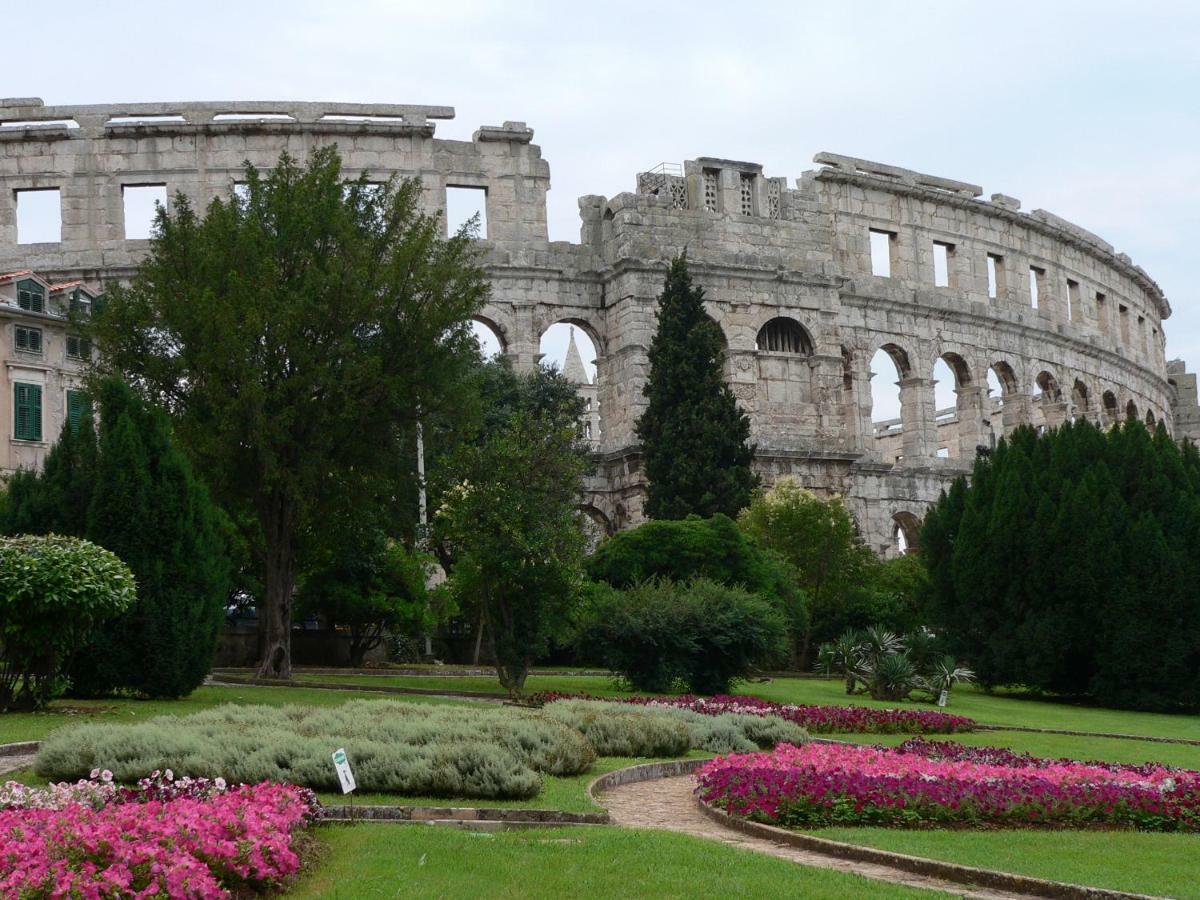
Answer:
[
  {"xmin": 529, "ymin": 691, "xmax": 976, "ymax": 734},
  {"xmin": 696, "ymin": 742, "xmax": 1200, "ymax": 831}
]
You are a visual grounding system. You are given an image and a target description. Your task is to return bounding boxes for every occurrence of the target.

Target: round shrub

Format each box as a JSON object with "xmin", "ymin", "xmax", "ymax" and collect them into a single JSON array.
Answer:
[
  {"xmin": 0, "ymin": 535, "xmax": 135, "ymax": 710},
  {"xmin": 579, "ymin": 576, "xmax": 787, "ymax": 694},
  {"xmin": 543, "ymin": 701, "xmax": 692, "ymax": 757}
]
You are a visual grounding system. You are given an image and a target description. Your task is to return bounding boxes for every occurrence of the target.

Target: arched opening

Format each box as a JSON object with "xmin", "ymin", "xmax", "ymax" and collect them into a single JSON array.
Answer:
[
  {"xmin": 1126, "ymin": 399, "xmax": 1139, "ymax": 421},
  {"xmin": 1146, "ymin": 409, "xmax": 1157, "ymax": 429},
  {"xmin": 579, "ymin": 505, "xmax": 613, "ymax": 553},
  {"xmin": 870, "ymin": 345, "xmax": 909, "ymax": 464},
  {"xmin": 1072, "ymin": 379, "xmax": 1090, "ymax": 421},
  {"xmin": 892, "ymin": 511, "xmax": 921, "ymax": 557},
  {"xmin": 1103, "ymin": 390, "xmax": 1119, "ymax": 424},
  {"xmin": 755, "ymin": 317, "xmax": 813, "ymax": 355},
  {"xmin": 986, "ymin": 361, "xmax": 1020, "ymax": 441},
  {"xmin": 1032, "ymin": 370, "xmax": 1062, "ymax": 434},
  {"xmin": 933, "ymin": 352, "xmax": 974, "ymax": 459},
  {"xmin": 471, "ymin": 318, "xmax": 505, "ymax": 359},
  {"xmin": 540, "ymin": 321, "xmax": 601, "ymax": 446}
]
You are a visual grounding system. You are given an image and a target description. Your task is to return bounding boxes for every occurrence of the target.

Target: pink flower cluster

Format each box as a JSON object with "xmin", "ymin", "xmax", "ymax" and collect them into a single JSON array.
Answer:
[
  {"xmin": 530, "ymin": 691, "xmax": 976, "ymax": 734},
  {"xmin": 0, "ymin": 781, "xmax": 319, "ymax": 897},
  {"xmin": 696, "ymin": 742, "xmax": 1200, "ymax": 831},
  {"xmin": 897, "ymin": 738, "xmax": 1188, "ymax": 779},
  {"xmin": 1, "ymin": 769, "xmax": 231, "ymax": 813}
]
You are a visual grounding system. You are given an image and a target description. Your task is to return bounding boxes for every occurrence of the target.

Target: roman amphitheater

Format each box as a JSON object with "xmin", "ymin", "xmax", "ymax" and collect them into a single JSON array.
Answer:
[{"xmin": 1, "ymin": 97, "xmax": 1196, "ymax": 554}]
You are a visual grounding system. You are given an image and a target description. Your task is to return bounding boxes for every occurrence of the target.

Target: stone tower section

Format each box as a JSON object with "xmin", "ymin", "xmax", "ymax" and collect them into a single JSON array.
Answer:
[{"xmin": 0, "ymin": 98, "xmax": 1180, "ymax": 554}]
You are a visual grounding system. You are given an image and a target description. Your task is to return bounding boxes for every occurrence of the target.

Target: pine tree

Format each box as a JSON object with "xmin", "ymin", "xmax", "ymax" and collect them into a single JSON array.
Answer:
[
  {"xmin": 70, "ymin": 379, "xmax": 230, "ymax": 698},
  {"xmin": 636, "ymin": 255, "xmax": 757, "ymax": 519}
]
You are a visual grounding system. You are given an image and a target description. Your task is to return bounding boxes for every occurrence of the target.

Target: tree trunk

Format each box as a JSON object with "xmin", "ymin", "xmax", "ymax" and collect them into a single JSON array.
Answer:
[
  {"xmin": 256, "ymin": 505, "xmax": 295, "ymax": 679},
  {"xmin": 472, "ymin": 609, "xmax": 485, "ymax": 666}
]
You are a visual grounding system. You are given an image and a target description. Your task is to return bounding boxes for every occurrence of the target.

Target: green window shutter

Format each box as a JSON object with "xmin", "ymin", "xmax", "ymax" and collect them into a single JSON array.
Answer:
[
  {"xmin": 16, "ymin": 327, "xmax": 44, "ymax": 353},
  {"xmin": 14, "ymin": 383, "xmax": 42, "ymax": 441},
  {"xmin": 16, "ymin": 280, "xmax": 44, "ymax": 314},
  {"xmin": 66, "ymin": 389, "xmax": 89, "ymax": 433}
]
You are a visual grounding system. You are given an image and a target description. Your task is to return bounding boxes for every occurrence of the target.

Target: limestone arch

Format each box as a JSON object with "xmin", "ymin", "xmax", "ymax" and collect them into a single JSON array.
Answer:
[
  {"xmin": 932, "ymin": 350, "xmax": 974, "ymax": 459},
  {"xmin": 1126, "ymin": 398, "xmax": 1139, "ymax": 421},
  {"xmin": 892, "ymin": 510, "xmax": 922, "ymax": 557},
  {"xmin": 985, "ymin": 360, "xmax": 1022, "ymax": 442},
  {"xmin": 1102, "ymin": 389, "xmax": 1119, "ymax": 424},
  {"xmin": 1071, "ymin": 379, "xmax": 1090, "ymax": 420},
  {"xmin": 754, "ymin": 316, "xmax": 814, "ymax": 355},
  {"xmin": 1146, "ymin": 408, "xmax": 1157, "ymax": 429},
  {"xmin": 869, "ymin": 340, "xmax": 918, "ymax": 464},
  {"xmin": 470, "ymin": 315, "xmax": 508, "ymax": 358}
]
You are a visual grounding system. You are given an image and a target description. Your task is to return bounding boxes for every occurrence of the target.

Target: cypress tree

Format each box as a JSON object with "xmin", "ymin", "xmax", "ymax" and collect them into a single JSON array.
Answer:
[
  {"xmin": 923, "ymin": 418, "xmax": 1200, "ymax": 711},
  {"xmin": 636, "ymin": 254, "xmax": 757, "ymax": 519},
  {"xmin": 70, "ymin": 379, "xmax": 230, "ymax": 698}
]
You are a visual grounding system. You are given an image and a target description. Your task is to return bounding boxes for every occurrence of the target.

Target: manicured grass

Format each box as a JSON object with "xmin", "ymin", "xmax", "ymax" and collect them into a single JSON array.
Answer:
[
  {"xmin": 807, "ymin": 828, "xmax": 1200, "ymax": 898},
  {"xmin": 295, "ymin": 672, "xmax": 631, "ymax": 697},
  {"xmin": 866, "ymin": 730, "xmax": 1200, "ymax": 770},
  {"xmin": 289, "ymin": 824, "xmax": 937, "ymax": 899},
  {"xmin": 315, "ymin": 752, "xmax": 712, "ymax": 813},
  {"xmin": 748, "ymin": 678, "xmax": 1200, "ymax": 742},
  {"xmin": 0, "ymin": 685, "xmax": 469, "ymax": 744}
]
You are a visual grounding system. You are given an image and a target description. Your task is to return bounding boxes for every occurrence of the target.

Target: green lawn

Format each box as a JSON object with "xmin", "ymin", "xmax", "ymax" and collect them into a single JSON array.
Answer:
[
  {"xmin": 289, "ymin": 824, "xmax": 938, "ymax": 899},
  {"xmin": 293, "ymin": 672, "xmax": 1200, "ymax": 744},
  {"xmin": 807, "ymin": 828, "xmax": 1200, "ymax": 899},
  {"xmin": 315, "ymin": 753, "xmax": 712, "ymax": 814},
  {"xmin": 0, "ymin": 685, "xmax": 469, "ymax": 744}
]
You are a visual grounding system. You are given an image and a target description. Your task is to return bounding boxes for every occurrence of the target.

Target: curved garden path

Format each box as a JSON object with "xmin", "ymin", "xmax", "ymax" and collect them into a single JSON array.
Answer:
[{"xmin": 600, "ymin": 774, "xmax": 1034, "ymax": 899}]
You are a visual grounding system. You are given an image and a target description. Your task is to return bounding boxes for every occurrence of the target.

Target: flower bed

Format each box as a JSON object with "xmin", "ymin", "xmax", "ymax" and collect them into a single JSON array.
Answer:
[
  {"xmin": 0, "ymin": 777, "xmax": 320, "ymax": 897},
  {"xmin": 695, "ymin": 742, "xmax": 1200, "ymax": 831},
  {"xmin": 529, "ymin": 692, "xmax": 975, "ymax": 735}
]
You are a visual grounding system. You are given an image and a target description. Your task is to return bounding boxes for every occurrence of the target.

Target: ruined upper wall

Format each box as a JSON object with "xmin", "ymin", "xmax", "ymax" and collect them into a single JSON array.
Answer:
[{"xmin": 0, "ymin": 98, "xmax": 551, "ymax": 278}]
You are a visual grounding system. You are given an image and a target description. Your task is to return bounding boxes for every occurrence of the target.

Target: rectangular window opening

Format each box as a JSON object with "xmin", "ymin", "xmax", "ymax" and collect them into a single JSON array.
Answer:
[
  {"xmin": 66, "ymin": 334, "xmax": 92, "ymax": 360},
  {"xmin": 739, "ymin": 173, "xmax": 755, "ymax": 216},
  {"xmin": 15, "ymin": 325, "xmax": 43, "ymax": 354},
  {"xmin": 13, "ymin": 382, "xmax": 42, "ymax": 442},
  {"xmin": 1067, "ymin": 279, "xmax": 1080, "ymax": 323},
  {"xmin": 445, "ymin": 185, "xmax": 487, "ymax": 238},
  {"xmin": 66, "ymin": 389, "xmax": 91, "ymax": 434},
  {"xmin": 123, "ymin": 184, "xmax": 168, "ymax": 240},
  {"xmin": 869, "ymin": 229, "xmax": 895, "ymax": 278},
  {"xmin": 932, "ymin": 241, "xmax": 955, "ymax": 288},
  {"xmin": 1119, "ymin": 304, "xmax": 1130, "ymax": 345},
  {"xmin": 15, "ymin": 188, "xmax": 62, "ymax": 244},
  {"xmin": 1029, "ymin": 266, "xmax": 1046, "ymax": 310},
  {"xmin": 936, "ymin": 446, "xmax": 951, "ymax": 459},
  {"xmin": 1096, "ymin": 292, "xmax": 1108, "ymax": 335},
  {"xmin": 986, "ymin": 253, "xmax": 1004, "ymax": 299}
]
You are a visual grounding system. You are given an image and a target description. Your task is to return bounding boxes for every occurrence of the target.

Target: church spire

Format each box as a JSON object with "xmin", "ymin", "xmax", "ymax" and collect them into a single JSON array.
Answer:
[{"xmin": 562, "ymin": 325, "xmax": 591, "ymax": 385}]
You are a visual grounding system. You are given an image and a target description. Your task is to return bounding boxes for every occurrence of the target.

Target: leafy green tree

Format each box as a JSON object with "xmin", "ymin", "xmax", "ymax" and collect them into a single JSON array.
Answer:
[
  {"xmin": 738, "ymin": 478, "xmax": 878, "ymax": 665},
  {"xmin": 636, "ymin": 255, "xmax": 756, "ymax": 519},
  {"xmin": 585, "ymin": 513, "xmax": 806, "ymax": 655},
  {"xmin": 297, "ymin": 533, "xmax": 433, "ymax": 667},
  {"xmin": 435, "ymin": 408, "xmax": 589, "ymax": 695},
  {"xmin": 71, "ymin": 380, "xmax": 229, "ymax": 698},
  {"xmin": 0, "ymin": 414, "xmax": 97, "ymax": 536},
  {"xmin": 923, "ymin": 420, "xmax": 1200, "ymax": 712},
  {"xmin": 91, "ymin": 147, "xmax": 488, "ymax": 677},
  {"xmin": 0, "ymin": 535, "xmax": 136, "ymax": 710}
]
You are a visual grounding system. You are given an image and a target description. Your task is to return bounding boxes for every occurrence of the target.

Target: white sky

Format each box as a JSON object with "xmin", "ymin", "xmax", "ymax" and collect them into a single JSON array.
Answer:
[{"xmin": 10, "ymin": 0, "xmax": 1198, "ymax": 409}]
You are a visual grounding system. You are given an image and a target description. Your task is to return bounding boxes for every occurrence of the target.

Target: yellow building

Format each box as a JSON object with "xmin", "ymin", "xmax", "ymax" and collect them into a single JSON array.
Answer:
[{"xmin": 0, "ymin": 270, "xmax": 96, "ymax": 474}]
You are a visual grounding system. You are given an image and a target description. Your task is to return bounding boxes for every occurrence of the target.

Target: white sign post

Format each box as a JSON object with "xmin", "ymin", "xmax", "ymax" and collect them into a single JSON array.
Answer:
[
  {"xmin": 937, "ymin": 689, "xmax": 949, "ymax": 708},
  {"xmin": 332, "ymin": 748, "xmax": 356, "ymax": 794}
]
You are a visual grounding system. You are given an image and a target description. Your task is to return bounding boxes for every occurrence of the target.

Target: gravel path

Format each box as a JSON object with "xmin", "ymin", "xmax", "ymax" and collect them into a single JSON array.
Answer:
[{"xmin": 599, "ymin": 774, "xmax": 1035, "ymax": 899}]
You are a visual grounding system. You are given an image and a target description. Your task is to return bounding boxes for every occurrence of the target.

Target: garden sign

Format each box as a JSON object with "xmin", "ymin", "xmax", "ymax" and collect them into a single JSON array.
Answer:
[{"xmin": 332, "ymin": 748, "xmax": 356, "ymax": 794}]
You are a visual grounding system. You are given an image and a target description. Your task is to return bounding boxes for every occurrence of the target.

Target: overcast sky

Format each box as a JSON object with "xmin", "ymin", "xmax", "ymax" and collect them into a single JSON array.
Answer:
[{"xmin": 9, "ymin": 0, "xmax": 1198, "ymax": 394}]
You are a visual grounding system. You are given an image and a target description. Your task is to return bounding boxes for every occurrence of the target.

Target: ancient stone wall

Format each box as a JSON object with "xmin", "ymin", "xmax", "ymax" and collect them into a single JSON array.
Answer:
[{"xmin": 0, "ymin": 98, "xmax": 1178, "ymax": 554}]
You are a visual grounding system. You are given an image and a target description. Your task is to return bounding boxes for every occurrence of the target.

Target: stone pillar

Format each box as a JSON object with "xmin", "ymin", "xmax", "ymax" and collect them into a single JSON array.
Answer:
[
  {"xmin": 1042, "ymin": 400, "xmax": 1069, "ymax": 430},
  {"xmin": 954, "ymin": 385, "xmax": 988, "ymax": 458},
  {"xmin": 1001, "ymin": 392, "xmax": 1031, "ymax": 434},
  {"xmin": 898, "ymin": 376, "xmax": 937, "ymax": 463}
]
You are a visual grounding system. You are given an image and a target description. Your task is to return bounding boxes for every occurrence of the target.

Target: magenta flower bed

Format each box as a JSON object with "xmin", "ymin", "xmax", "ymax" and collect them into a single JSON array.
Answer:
[
  {"xmin": 0, "ymin": 780, "xmax": 320, "ymax": 897},
  {"xmin": 696, "ymin": 742, "xmax": 1200, "ymax": 831},
  {"xmin": 530, "ymin": 691, "xmax": 975, "ymax": 734}
]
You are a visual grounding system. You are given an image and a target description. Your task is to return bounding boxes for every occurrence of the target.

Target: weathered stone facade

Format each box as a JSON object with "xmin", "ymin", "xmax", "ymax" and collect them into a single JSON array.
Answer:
[{"xmin": 0, "ymin": 99, "xmax": 1179, "ymax": 554}]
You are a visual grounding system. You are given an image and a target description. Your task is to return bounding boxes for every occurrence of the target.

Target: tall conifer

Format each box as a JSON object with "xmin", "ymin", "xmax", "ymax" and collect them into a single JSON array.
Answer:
[{"xmin": 636, "ymin": 255, "xmax": 756, "ymax": 519}]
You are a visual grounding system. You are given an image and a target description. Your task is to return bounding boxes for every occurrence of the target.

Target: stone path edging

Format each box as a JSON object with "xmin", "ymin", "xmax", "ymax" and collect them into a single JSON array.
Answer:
[
  {"xmin": 0, "ymin": 741, "xmax": 39, "ymax": 757},
  {"xmin": 594, "ymin": 760, "xmax": 1164, "ymax": 900},
  {"xmin": 322, "ymin": 804, "xmax": 607, "ymax": 826},
  {"xmin": 696, "ymin": 800, "xmax": 1160, "ymax": 900}
]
